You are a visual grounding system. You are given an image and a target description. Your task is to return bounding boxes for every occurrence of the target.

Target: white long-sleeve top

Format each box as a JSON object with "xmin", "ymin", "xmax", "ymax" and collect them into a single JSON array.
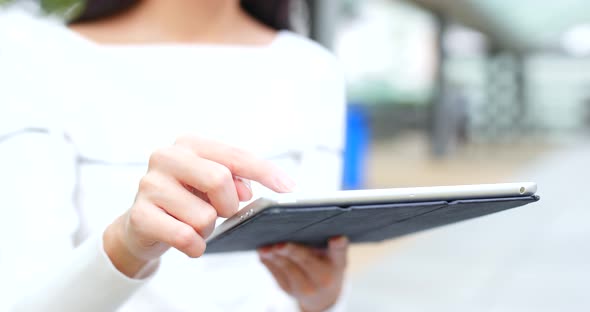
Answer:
[{"xmin": 0, "ymin": 7, "xmax": 346, "ymax": 311}]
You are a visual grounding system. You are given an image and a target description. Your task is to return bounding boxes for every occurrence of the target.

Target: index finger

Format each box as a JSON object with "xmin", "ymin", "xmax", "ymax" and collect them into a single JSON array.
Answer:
[{"xmin": 175, "ymin": 135, "xmax": 296, "ymax": 193}]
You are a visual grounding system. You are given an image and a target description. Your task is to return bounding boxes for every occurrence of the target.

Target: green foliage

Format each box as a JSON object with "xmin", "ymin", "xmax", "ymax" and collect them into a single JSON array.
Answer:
[
  {"xmin": 41, "ymin": 0, "xmax": 85, "ymax": 21},
  {"xmin": 347, "ymin": 79, "xmax": 432, "ymax": 107}
]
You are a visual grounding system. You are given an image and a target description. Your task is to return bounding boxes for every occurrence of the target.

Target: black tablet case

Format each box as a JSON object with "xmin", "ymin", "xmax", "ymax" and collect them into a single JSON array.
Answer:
[{"xmin": 205, "ymin": 195, "xmax": 540, "ymax": 253}]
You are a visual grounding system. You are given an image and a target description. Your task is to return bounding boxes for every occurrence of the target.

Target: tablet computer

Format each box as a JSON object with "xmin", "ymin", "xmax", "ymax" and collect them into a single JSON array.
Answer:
[{"xmin": 205, "ymin": 182, "xmax": 539, "ymax": 253}]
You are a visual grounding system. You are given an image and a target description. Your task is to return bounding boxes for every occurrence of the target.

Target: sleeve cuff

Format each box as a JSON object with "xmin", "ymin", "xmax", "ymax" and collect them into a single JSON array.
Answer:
[{"xmin": 14, "ymin": 233, "xmax": 159, "ymax": 312}]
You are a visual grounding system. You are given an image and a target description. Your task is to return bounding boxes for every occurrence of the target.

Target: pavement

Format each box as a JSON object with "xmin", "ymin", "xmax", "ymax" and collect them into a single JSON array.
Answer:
[{"xmin": 346, "ymin": 141, "xmax": 590, "ymax": 311}]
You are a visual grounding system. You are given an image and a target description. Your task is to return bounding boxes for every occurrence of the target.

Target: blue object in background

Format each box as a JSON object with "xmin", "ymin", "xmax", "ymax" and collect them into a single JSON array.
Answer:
[{"xmin": 342, "ymin": 104, "xmax": 370, "ymax": 190}]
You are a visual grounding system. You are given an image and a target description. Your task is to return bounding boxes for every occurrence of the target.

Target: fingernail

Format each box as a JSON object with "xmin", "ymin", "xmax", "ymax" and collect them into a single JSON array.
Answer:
[
  {"xmin": 331, "ymin": 236, "xmax": 349, "ymax": 248},
  {"xmin": 236, "ymin": 176, "xmax": 252, "ymax": 192},
  {"xmin": 261, "ymin": 252, "xmax": 274, "ymax": 260},
  {"xmin": 259, "ymin": 246, "xmax": 272, "ymax": 253},
  {"xmin": 276, "ymin": 176, "xmax": 296, "ymax": 193},
  {"xmin": 275, "ymin": 242, "xmax": 290, "ymax": 255},
  {"xmin": 258, "ymin": 246, "xmax": 273, "ymax": 259}
]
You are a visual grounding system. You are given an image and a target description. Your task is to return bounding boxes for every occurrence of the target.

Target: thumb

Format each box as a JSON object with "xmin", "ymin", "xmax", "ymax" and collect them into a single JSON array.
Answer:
[
  {"xmin": 234, "ymin": 176, "xmax": 253, "ymax": 202},
  {"xmin": 328, "ymin": 236, "xmax": 349, "ymax": 268}
]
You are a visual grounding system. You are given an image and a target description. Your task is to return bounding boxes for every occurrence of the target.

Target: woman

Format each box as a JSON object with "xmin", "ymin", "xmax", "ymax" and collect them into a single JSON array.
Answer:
[{"xmin": 0, "ymin": 0, "xmax": 347, "ymax": 311}]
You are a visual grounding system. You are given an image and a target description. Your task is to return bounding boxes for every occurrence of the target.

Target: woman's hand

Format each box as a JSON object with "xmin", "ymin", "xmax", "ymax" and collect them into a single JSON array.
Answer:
[
  {"xmin": 258, "ymin": 237, "xmax": 349, "ymax": 312},
  {"xmin": 103, "ymin": 135, "xmax": 296, "ymax": 277}
]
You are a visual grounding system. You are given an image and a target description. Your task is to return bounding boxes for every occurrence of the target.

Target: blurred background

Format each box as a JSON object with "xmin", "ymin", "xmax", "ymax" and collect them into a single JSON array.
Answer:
[
  {"xmin": 300, "ymin": 0, "xmax": 589, "ymax": 311},
  {"xmin": 6, "ymin": 0, "xmax": 590, "ymax": 310}
]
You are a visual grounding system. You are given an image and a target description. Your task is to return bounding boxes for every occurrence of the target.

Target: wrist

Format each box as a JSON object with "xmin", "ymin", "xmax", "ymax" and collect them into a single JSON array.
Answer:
[
  {"xmin": 299, "ymin": 305, "xmax": 316, "ymax": 312},
  {"xmin": 299, "ymin": 302, "xmax": 334, "ymax": 312},
  {"xmin": 103, "ymin": 216, "xmax": 151, "ymax": 278}
]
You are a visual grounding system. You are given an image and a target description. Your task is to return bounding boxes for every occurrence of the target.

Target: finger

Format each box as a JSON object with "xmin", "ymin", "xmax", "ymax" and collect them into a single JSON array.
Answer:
[
  {"xmin": 140, "ymin": 173, "xmax": 218, "ymax": 238},
  {"xmin": 271, "ymin": 252, "xmax": 316, "ymax": 296},
  {"xmin": 328, "ymin": 236, "xmax": 349, "ymax": 269},
  {"xmin": 277, "ymin": 243, "xmax": 332, "ymax": 288},
  {"xmin": 258, "ymin": 248, "xmax": 292, "ymax": 293},
  {"xmin": 130, "ymin": 201, "xmax": 206, "ymax": 258},
  {"xmin": 234, "ymin": 177, "xmax": 253, "ymax": 202},
  {"xmin": 148, "ymin": 147, "xmax": 239, "ymax": 218},
  {"xmin": 188, "ymin": 176, "xmax": 251, "ymax": 203},
  {"xmin": 175, "ymin": 135, "xmax": 296, "ymax": 193}
]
